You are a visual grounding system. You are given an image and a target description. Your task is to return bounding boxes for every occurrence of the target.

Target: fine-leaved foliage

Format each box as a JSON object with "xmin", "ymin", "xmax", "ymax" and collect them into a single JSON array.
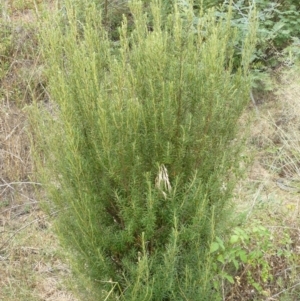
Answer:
[{"xmin": 33, "ymin": 0, "xmax": 256, "ymax": 300}]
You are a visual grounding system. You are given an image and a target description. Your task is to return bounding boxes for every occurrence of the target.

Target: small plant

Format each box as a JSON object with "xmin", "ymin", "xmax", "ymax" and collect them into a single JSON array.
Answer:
[
  {"xmin": 210, "ymin": 223, "xmax": 294, "ymax": 299},
  {"xmin": 0, "ymin": 199, "xmax": 10, "ymax": 208}
]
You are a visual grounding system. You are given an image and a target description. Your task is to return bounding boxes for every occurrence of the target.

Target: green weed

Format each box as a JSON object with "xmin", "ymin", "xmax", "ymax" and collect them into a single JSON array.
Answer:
[{"xmin": 210, "ymin": 223, "xmax": 294, "ymax": 299}]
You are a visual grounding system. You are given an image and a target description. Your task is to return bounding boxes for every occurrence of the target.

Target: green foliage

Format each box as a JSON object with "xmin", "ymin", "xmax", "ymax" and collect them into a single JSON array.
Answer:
[
  {"xmin": 210, "ymin": 223, "xmax": 294, "ymax": 297},
  {"xmin": 198, "ymin": 0, "xmax": 300, "ymax": 92},
  {"xmin": 272, "ymin": 1, "xmax": 300, "ymax": 48},
  {"xmin": 211, "ymin": 225, "xmax": 272, "ymax": 291},
  {"xmin": 224, "ymin": 0, "xmax": 300, "ymax": 64},
  {"xmin": 33, "ymin": 0, "xmax": 256, "ymax": 299}
]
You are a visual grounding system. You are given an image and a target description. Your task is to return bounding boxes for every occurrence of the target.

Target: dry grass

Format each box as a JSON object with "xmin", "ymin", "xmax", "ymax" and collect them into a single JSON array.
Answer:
[
  {"xmin": 230, "ymin": 66, "xmax": 300, "ymax": 300},
  {"xmin": 0, "ymin": 1, "xmax": 300, "ymax": 300},
  {"xmin": 238, "ymin": 67, "xmax": 300, "ymax": 218},
  {"xmin": 0, "ymin": 1, "xmax": 78, "ymax": 301},
  {"xmin": 0, "ymin": 102, "xmax": 31, "ymax": 181},
  {"xmin": 0, "ymin": 204, "xmax": 77, "ymax": 301}
]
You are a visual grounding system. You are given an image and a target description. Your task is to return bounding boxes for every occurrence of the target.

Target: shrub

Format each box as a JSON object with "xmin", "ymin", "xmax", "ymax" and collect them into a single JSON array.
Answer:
[{"xmin": 33, "ymin": 0, "xmax": 256, "ymax": 299}]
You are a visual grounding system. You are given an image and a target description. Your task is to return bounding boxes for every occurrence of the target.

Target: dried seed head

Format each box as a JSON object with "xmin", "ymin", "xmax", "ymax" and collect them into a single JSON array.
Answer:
[{"xmin": 155, "ymin": 164, "xmax": 172, "ymax": 199}]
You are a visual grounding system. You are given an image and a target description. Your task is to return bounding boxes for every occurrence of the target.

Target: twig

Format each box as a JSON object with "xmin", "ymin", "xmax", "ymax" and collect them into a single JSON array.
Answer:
[
  {"xmin": 4, "ymin": 123, "xmax": 21, "ymax": 141},
  {"xmin": 0, "ymin": 206, "xmax": 63, "ymax": 251},
  {"xmin": 267, "ymin": 225, "xmax": 299, "ymax": 231},
  {"xmin": 0, "ymin": 218, "xmax": 40, "ymax": 251},
  {"xmin": 0, "ymin": 150, "xmax": 24, "ymax": 163},
  {"xmin": 0, "ymin": 201, "xmax": 39, "ymax": 215},
  {"xmin": 266, "ymin": 282, "xmax": 300, "ymax": 300},
  {"xmin": 0, "ymin": 181, "xmax": 42, "ymax": 187}
]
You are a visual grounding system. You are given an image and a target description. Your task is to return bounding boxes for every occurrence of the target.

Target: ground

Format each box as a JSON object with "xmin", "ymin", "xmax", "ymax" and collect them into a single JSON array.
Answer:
[{"xmin": 0, "ymin": 1, "xmax": 299, "ymax": 300}]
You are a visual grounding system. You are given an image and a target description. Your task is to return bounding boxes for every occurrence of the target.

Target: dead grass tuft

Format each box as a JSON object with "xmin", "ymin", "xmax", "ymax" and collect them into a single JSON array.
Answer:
[
  {"xmin": 0, "ymin": 24, "xmax": 45, "ymax": 105},
  {"xmin": 231, "ymin": 65, "xmax": 300, "ymax": 300},
  {"xmin": 0, "ymin": 2, "xmax": 78, "ymax": 300},
  {"xmin": 0, "ymin": 101, "xmax": 32, "ymax": 181}
]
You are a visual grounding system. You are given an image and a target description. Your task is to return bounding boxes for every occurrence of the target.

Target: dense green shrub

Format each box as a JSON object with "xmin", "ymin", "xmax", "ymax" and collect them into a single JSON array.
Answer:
[{"xmin": 33, "ymin": 0, "xmax": 256, "ymax": 299}]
